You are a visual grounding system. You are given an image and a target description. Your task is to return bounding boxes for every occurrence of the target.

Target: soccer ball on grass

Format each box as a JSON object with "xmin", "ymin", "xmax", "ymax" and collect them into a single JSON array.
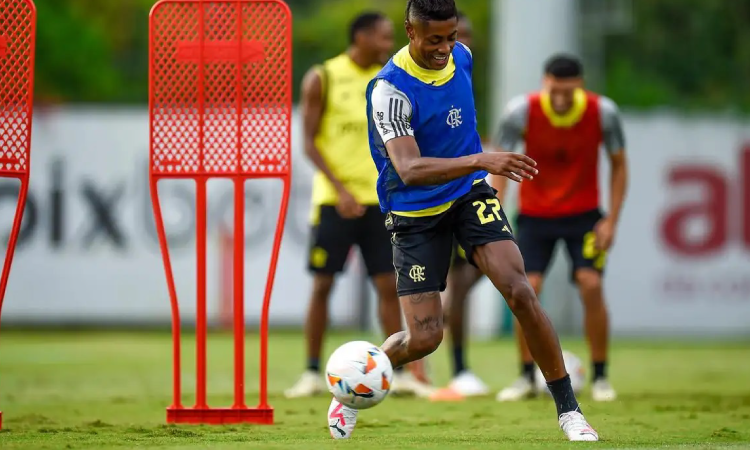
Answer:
[{"xmin": 325, "ymin": 341, "xmax": 393, "ymax": 410}]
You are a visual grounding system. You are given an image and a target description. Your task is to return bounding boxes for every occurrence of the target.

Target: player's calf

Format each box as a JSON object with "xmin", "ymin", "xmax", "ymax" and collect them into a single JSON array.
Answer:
[
  {"xmin": 382, "ymin": 291, "xmax": 444, "ymax": 369},
  {"xmin": 574, "ymin": 269, "xmax": 617, "ymax": 401},
  {"xmin": 381, "ymin": 323, "xmax": 443, "ymax": 368}
]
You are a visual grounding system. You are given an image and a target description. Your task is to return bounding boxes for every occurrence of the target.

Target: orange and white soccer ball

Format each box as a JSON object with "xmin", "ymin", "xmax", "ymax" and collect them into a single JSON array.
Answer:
[
  {"xmin": 325, "ymin": 341, "xmax": 393, "ymax": 410},
  {"xmin": 534, "ymin": 350, "xmax": 586, "ymax": 394}
]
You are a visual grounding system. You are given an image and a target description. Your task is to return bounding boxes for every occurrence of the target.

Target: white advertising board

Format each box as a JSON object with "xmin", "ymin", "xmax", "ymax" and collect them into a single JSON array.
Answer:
[{"xmin": 0, "ymin": 107, "xmax": 748, "ymax": 337}]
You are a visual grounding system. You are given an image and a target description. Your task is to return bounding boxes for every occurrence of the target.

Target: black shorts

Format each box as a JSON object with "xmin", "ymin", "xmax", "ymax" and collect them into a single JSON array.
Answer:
[
  {"xmin": 516, "ymin": 209, "xmax": 607, "ymax": 278},
  {"xmin": 386, "ymin": 181, "xmax": 515, "ymax": 296},
  {"xmin": 450, "ymin": 239, "xmax": 470, "ymax": 266},
  {"xmin": 308, "ymin": 205, "xmax": 392, "ymax": 276}
]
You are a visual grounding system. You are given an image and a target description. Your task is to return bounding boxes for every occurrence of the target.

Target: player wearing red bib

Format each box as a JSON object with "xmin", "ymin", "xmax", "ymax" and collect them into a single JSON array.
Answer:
[{"xmin": 494, "ymin": 55, "xmax": 628, "ymax": 403}]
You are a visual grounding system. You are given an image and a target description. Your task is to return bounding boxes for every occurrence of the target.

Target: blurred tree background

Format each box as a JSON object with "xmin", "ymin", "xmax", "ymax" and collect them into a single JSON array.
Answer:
[
  {"xmin": 29, "ymin": 0, "xmax": 750, "ymax": 136},
  {"xmin": 601, "ymin": 0, "xmax": 750, "ymax": 114}
]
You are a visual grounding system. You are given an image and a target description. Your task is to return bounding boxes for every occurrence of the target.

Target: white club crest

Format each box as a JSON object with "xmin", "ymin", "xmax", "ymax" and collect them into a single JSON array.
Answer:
[{"xmin": 447, "ymin": 106, "xmax": 462, "ymax": 129}]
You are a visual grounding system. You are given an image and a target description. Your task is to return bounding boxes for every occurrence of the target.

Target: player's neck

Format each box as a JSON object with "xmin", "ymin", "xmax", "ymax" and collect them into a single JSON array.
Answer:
[
  {"xmin": 347, "ymin": 47, "xmax": 375, "ymax": 70},
  {"xmin": 407, "ymin": 45, "xmax": 432, "ymax": 71}
]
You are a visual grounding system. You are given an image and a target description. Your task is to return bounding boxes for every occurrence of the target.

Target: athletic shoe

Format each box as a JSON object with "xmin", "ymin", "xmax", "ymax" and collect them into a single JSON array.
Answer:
[
  {"xmin": 496, "ymin": 375, "xmax": 537, "ymax": 402},
  {"xmin": 284, "ymin": 370, "xmax": 325, "ymax": 398},
  {"xmin": 559, "ymin": 410, "xmax": 599, "ymax": 441},
  {"xmin": 429, "ymin": 371, "xmax": 489, "ymax": 401},
  {"xmin": 592, "ymin": 378, "xmax": 617, "ymax": 402},
  {"xmin": 407, "ymin": 358, "xmax": 431, "ymax": 384},
  {"xmin": 390, "ymin": 370, "xmax": 435, "ymax": 398},
  {"xmin": 328, "ymin": 398, "xmax": 357, "ymax": 439}
]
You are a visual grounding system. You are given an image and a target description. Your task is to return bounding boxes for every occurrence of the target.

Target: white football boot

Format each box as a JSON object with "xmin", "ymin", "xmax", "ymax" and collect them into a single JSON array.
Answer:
[
  {"xmin": 559, "ymin": 410, "xmax": 599, "ymax": 441},
  {"xmin": 284, "ymin": 370, "xmax": 325, "ymax": 398},
  {"xmin": 450, "ymin": 371, "xmax": 490, "ymax": 396},
  {"xmin": 496, "ymin": 376, "xmax": 537, "ymax": 402},
  {"xmin": 327, "ymin": 398, "xmax": 358, "ymax": 439},
  {"xmin": 429, "ymin": 371, "xmax": 489, "ymax": 401},
  {"xmin": 592, "ymin": 379, "xmax": 618, "ymax": 402},
  {"xmin": 390, "ymin": 370, "xmax": 435, "ymax": 398}
]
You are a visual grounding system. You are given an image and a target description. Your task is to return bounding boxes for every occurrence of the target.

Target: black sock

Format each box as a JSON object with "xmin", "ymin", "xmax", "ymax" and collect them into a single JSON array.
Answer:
[
  {"xmin": 593, "ymin": 361, "xmax": 606, "ymax": 381},
  {"xmin": 522, "ymin": 362, "xmax": 535, "ymax": 382},
  {"xmin": 453, "ymin": 346, "xmax": 467, "ymax": 376},
  {"xmin": 307, "ymin": 358, "xmax": 320, "ymax": 373},
  {"xmin": 547, "ymin": 374, "xmax": 580, "ymax": 416}
]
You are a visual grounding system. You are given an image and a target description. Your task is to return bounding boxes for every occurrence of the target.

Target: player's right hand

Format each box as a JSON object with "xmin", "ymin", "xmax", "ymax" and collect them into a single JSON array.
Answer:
[
  {"xmin": 336, "ymin": 189, "xmax": 366, "ymax": 219},
  {"xmin": 478, "ymin": 152, "xmax": 538, "ymax": 183}
]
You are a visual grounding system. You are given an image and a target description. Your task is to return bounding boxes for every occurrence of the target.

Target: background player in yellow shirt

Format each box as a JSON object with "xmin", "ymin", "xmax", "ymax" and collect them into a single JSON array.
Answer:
[{"xmin": 286, "ymin": 12, "xmax": 432, "ymax": 399}]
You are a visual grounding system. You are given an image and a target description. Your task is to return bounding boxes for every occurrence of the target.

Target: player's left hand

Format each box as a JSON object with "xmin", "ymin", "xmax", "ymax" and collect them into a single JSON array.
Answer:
[{"xmin": 594, "ymin": 217, "xmax": 616, "ymax": 251}]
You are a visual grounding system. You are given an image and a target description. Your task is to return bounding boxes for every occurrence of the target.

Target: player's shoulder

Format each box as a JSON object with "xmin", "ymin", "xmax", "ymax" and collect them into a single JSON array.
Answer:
[
  {"xmin": 503, "ymin": 94, "xmax": 530, "ymax": 117},
  {"xmin": 597, "ymin": 95, "xmax": 620, "ymax": 122},
  {"xmin": 596, "ymin": 94, "xmax": 622, "ymax": 117},
  {"xmin": 455, "ymin": 41, "xmax": 472, "ymax": 58},
  {"xmin": 371, "ymin": 78, "xmax": 406, "ymax": 97},
  {"xmin": 321, "ymin": 53, "xmax": 348, "ymax": 69},
  {"xmin": 370, "ymin": 79, "xmax": 411, "ymax": 108},
  {"xmin": 302, "ymin": 64, "xmax": 325, "ymax": 93}
]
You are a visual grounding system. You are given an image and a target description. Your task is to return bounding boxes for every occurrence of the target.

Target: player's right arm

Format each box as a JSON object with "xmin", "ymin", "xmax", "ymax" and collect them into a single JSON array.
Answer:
[
  {"xmin": 489, "ymin": 96, "xmax": 528, "ymax": 202},
  {"xmin": 301, "ymin": 67, "xmax": 364, "ymax": 218},
  {"xmin": 370, "ymin": 80, "xmax": 536, "ymax": 186}
]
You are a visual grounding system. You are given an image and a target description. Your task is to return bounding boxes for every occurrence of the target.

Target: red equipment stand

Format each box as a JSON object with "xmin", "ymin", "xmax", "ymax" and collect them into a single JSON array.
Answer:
[
  {"xmin": 148, "ymin": 0, "xmax": 292, "ymax": 425},
  {"xmin": 0, "ymin": 0, "xmax": 36, "ymax": 431}
]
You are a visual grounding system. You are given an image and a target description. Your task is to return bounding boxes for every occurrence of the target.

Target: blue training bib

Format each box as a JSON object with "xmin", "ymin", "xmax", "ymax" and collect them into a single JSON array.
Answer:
[{"xmin": 366, "ymin": 44, "xmax": 488, "ymax": 213}]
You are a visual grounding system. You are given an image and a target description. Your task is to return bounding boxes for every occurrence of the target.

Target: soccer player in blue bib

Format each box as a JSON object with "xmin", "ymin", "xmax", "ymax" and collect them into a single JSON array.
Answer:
[{"xmin": 326, "ymin": 0, "xmax": 599, "ymax": 442}]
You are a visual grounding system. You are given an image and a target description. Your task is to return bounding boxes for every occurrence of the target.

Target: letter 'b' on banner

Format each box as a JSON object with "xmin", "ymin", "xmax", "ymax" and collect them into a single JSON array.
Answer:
[{"xmin": 149, "ymin": 0, "xmax": 292, "ymax": 425}]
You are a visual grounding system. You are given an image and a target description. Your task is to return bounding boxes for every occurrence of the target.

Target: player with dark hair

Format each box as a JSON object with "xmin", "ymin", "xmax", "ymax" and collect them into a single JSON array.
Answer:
[
  {"xmin": 494, "ymin": 54, "xmax": 627, "ymax": 403},
  {"xmin": 286, "ymin": 11, "xmax": 431, "ymax": 399},
  {"xmin": 428, "ymin": 9, "xmax": 491, "ymax": 400},
  {"xmin": 327, "ymin": 0, "xmax": 598, "ymax": 441}
]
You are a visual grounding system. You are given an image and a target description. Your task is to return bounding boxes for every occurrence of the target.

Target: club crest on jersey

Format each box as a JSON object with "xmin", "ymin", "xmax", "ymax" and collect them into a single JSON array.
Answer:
[{"xmin": 447, "ymin": 106, "xmax": 462, "ymax": 129}]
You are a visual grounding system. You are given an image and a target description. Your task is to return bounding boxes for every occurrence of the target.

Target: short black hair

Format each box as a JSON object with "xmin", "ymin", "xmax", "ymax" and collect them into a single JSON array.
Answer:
[
  {"xmin": 544, "ymin": 54, "xmax": 584, "ymax": 78},
  {"xmin": 349, "ymin": 12, "xmax": 387, "ymax": 44},
  {"xmin": 406, "ymin": 0, "xmax": 458, "ymax": 22},
  {"xmin": 457, "ymin": 10, "xmax": 466, "ymax": 20}
]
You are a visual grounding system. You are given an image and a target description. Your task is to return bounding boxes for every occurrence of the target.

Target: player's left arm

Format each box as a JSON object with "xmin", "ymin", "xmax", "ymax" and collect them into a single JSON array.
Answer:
[{"xmin": 596, "ymin": 97, "xmax": 629, "ymax": 251}]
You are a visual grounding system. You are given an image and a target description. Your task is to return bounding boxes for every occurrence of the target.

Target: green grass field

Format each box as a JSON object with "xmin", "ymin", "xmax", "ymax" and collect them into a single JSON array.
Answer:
[{"xmin": 0, "ymin": 330, "xmax": 748, "ymax": 449}]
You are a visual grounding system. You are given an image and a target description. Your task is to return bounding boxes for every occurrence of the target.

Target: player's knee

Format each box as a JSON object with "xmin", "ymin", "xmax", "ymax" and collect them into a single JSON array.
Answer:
[
  {"xmin": 503, "ymin": 277, "xmax": 539, "ymax": 317},
  {"xmin": 409, "ymin": 327, "xmax": 443, "ymax": 359},
  {"xmin": 575, "ymin": 270, "xmax": 604, "ymax": 304}
]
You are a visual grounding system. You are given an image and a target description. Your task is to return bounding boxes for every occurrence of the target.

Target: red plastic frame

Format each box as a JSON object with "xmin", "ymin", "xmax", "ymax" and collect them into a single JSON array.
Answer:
[
  {"xmin": 148, "ymin": 0, "xmax": 292, "ymax": 425},
  {"xmin": 0, "ymin": 0, "xmax": 36, "ymax": 430}
]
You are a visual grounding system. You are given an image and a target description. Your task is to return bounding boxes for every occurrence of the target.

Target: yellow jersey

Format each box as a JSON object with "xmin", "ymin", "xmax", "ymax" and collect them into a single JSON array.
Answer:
[{"xmin": 311, "ymin": 54, "xmax": 382, "ymax": 209}]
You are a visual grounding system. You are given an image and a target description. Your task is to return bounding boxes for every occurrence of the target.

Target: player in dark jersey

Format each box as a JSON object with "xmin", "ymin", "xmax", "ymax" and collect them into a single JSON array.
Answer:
[
  {"xmin": 326, "ymin": 0, "xmax": 598, "ymax": 441},
  {"xmin": 493, "ymin": 55, "xmax": 627, "ymax": 403}
]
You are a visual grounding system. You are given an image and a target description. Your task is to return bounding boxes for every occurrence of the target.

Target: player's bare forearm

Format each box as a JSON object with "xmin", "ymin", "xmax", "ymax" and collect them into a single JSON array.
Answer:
[
  {"xmin": 304, "ymin": 140, "xmax": 346, "ymax": 192},
  {"xmin": 386, "ymin": 137, "xmax": 537, "ymax": 186},
  {"xmin": 386, "ymin": 136, "xmax": 483, "ymax": 185},
  {"xmin": 301, "ymin": 67, "xmax": 345, "ymax": 192},
  {"xmin": 396, "ymin": 156, "xmax": 483, "ymax": 186},
  {"xmin": 608, "ymin": 151, "xmax": 628, "ymax": 223}
]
